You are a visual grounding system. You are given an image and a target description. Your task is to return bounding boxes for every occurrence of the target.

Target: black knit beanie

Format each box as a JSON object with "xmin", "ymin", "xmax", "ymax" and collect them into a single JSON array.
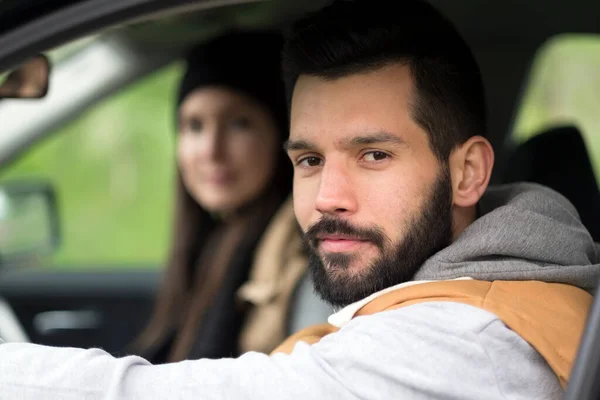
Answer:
[{"xmin": 177, "ymin": 30, "xmax": 288, "ymax": 137}]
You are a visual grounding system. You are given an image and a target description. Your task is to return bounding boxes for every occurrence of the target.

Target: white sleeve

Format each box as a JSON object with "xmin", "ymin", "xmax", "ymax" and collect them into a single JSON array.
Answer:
[
  {"xmin": 0, "ymin": 341, "xmax": 355, "ymax": 400},
  {"xmin": 0, "ymin": 302, "xmax": 562, "ymax": 400}
]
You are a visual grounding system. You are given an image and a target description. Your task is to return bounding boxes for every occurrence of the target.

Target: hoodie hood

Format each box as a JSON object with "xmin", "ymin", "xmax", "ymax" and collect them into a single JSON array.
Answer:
[{"xmin": 413, "ymin": 183, "xmax": 600, "ymax": 292}]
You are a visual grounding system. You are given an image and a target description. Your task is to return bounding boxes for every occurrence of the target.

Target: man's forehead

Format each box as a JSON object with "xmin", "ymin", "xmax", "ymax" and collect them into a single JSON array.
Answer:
[{"xmin": 288, "ymin": 65, "xmax": 418, "ymax": 144}]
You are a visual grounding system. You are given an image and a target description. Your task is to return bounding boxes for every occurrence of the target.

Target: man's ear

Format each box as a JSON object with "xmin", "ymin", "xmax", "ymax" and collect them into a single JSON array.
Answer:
[{"xmin": 448, "ymin": 136, "xmax": 494, "ymax": 207}]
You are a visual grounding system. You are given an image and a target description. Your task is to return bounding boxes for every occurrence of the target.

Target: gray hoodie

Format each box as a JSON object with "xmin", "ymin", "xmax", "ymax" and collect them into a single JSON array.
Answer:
[
  {"xmin": 415, "ymin": 183, "xmax": 600, "ymax": 290},
  {"xmin": 0, "ymin": 183, "xmax": 598, "ymax": 400}
]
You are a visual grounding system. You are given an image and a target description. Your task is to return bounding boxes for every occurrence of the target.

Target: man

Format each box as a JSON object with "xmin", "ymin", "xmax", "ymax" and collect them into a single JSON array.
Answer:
[{"xmin": 0, "ymin": 0, "xmax": 598, "ymax": 399}]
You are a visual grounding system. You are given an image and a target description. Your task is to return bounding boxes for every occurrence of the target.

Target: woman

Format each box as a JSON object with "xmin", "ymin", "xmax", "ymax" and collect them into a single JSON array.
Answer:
[{"xmin": 132, "ymin": 30, "xmax": 293, "ymax": 363}]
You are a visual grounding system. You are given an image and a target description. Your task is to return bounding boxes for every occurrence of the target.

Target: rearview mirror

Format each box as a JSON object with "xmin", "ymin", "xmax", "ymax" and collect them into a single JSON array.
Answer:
[
  {"xmin": 0, "ymin": 55, "xmax": 51, "ymax": 99},
  {"xmin": 0, "ymin": 181, "xmax": 60, "ymax": 266}
]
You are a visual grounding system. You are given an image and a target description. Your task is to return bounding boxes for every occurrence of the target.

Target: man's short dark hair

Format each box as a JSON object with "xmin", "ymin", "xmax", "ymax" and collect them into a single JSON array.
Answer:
[{"xmin": 282, "ymin": 0, "xmax": 486, "ymax": 161}]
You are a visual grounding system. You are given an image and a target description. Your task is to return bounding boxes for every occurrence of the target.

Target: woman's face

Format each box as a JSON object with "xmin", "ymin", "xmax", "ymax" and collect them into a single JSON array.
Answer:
[{"xmin": 177, "ymin": 86, "xmax": 279, "ymax": 215}]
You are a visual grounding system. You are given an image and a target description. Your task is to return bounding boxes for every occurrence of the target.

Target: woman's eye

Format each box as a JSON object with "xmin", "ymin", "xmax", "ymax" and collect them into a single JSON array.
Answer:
[
  {"xmin": 230, "ymin": 117, "xmax": 251, "ymax": 130},
  {"xmin": 187, "ymin": 118, "xmax": 203, "ymax": 133},
  {"xmin": 363, "ymin": 151, "xmax": 389, "ymax": 162},
  {"xmin": 298, "ymin": 156, "xmax": 322, "ymax": 167}
]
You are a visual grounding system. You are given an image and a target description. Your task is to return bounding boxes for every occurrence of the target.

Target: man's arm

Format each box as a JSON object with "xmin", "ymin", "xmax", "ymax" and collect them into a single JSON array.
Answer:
[
  {"xmin": 0, "ymin": 341, "xmax": 355, "ymax": 400},
  {"xmin": 0, "ymin": 302, "xmax": 562, "ymax": 400}
]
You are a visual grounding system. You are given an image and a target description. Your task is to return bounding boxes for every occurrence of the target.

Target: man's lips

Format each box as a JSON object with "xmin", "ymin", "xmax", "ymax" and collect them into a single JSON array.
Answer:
[{"xmin": 317, "ymin": 235, "xmax": 370, "ymax": 253}]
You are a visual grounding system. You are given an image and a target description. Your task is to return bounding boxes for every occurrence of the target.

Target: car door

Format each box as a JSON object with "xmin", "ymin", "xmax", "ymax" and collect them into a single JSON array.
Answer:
[
  {"xmin": 564, "ymin": 274, "xmax": 600, "ymax": 400},
  {"xmin": 0, "ymin": 269, "xmax": 159, "ymax": 354}
]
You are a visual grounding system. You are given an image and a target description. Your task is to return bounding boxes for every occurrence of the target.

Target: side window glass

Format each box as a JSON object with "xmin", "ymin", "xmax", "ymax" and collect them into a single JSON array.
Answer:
[
  {"xmin": 512, "ymin": 34, "xmax": 600, "ymax": 182},
  {"xmin": 0, "ymin": 62, "xmax": 183, "ymax": 268}
]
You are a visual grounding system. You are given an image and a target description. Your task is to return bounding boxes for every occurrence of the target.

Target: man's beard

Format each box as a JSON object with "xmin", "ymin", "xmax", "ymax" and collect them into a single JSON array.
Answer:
[{"xmin": 303, "ymin": 166, "xmax": 454, "ymax": 308}]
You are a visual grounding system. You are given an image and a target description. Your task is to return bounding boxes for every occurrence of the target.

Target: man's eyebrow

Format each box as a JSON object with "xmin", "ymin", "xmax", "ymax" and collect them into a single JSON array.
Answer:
[
  {"xmin": 344, "ymin": 132, "xmax": 408, "ymax": 147},
  {"xmin": 283, "ymin": 139, "xmax": 316, "ymax": 152},
  {"xmin": 283, "ymin": 132, "xmax": 407, "ymax": 152}
]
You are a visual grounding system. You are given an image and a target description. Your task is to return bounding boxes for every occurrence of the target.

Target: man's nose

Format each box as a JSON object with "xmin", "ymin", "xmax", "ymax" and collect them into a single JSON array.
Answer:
[{"xmin": 314, "ymin": 162, "xmax": 358, "ymax": 216}]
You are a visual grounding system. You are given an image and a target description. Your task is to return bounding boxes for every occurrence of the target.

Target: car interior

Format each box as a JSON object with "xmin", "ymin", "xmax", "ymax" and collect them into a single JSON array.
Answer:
[
  {"xmin": 0, "ymin": 0, "xmax": 599, "ymax": 398},
  {"xmin": 503, "ymin": 125, "xmax": 600, "ymax": 242}
]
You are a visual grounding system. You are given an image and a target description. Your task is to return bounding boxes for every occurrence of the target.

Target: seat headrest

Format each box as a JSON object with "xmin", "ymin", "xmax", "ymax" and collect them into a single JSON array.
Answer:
[{"xmin": 503, "ymin": 125, "xmax": 600, "ymax": 241}]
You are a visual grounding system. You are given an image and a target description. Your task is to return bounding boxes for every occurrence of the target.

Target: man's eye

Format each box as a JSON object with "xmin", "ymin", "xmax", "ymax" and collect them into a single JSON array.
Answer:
[
  {"xmin": 363, "ymin": 151, "xmax": 389, "ymax": 162},
  {"xmin": 297, "ymin": 156, "xmax": 322, "ymax": 167}
]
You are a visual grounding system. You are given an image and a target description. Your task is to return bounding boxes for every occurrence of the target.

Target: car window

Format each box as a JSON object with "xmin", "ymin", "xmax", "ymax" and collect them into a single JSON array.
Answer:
[
  {"xmin": 512, "ymin": 34, "xmax": 600, "ymax": 183},
  {"xmin": 0, "ymin": 52, "xmax": 183, "ymax": 269}
]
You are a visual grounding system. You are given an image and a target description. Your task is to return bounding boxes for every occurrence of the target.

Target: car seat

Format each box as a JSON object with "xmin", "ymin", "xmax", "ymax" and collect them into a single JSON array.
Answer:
[{"xmin": 503, "ymin": 125, "xmax": 600, "ymax": 242}]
